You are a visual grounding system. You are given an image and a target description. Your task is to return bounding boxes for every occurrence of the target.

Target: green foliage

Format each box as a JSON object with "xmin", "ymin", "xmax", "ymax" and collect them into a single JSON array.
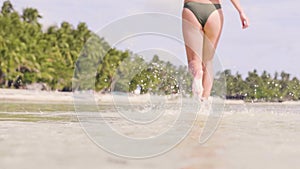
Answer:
[
  {"xmin": 1, "ymin": 1, "xmax": 299, "ymax": 102},
  {"xmin": 0, "ymin": 1, "xmax": 193, "ymax": 95},
  {"xmin": 0, "ymin": 1, "xmax": 92, "ymax": 90},
  {"xmin": 118, "ymin": 55, "xmax": 186, "ymax": 95},
  {"xmin": 223, "ymin": 69, "xmax": 300, "ymax": 102}
]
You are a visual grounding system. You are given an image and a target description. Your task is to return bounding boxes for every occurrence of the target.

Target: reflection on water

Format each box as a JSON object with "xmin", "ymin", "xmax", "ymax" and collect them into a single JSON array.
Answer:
[{"xmin": 0, "ymin": 101, "xmax": 300, "ymax": 169}]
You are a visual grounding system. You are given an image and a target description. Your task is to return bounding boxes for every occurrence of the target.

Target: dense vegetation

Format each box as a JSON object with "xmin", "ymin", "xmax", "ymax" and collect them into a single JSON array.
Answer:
[
  {"xmin": 0, "ymin": 1, "xmax": 92, "ymax": 90},
  {"xmin": 0, "ymin": 1, "xmax": 299, "ymax": 102},
  {"xmin": 0, "ymin": 1, "xmax": 192, "ymax": 95},
  {"xmin": 222, "ymin": 69, "xmax": 300, "ymax": 102}
]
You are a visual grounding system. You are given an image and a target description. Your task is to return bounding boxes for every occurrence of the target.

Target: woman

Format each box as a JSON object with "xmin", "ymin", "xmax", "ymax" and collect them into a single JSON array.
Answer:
[{"xmin": 182, "ymin": 0, "xmax": 249, "ymax": 101}]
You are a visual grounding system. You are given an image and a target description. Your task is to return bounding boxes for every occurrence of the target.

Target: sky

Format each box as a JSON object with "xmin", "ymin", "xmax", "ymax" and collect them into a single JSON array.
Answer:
[{"xmin": 8, "ymin": 0, "xmax": 300, "ymax": 78}]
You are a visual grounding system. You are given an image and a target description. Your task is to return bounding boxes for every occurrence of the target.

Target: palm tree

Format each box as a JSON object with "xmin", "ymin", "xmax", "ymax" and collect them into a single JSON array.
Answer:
[
  {"xmin": 21, "ymin": 8, "xmax": 41, "ymax": 25},
  {"xmin": 1, "ymin": 0, "xmax": 14, "ymax": 16}
]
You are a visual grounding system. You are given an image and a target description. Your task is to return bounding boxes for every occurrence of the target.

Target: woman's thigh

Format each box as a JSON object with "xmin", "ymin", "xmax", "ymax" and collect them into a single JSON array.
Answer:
[
  {"xmin": 202, "ymin": 9, "xmax": 224, "ymax": 63},
  {"xmin": 182, "ymin": 8, "xmax": 204, "ymax": 63}
]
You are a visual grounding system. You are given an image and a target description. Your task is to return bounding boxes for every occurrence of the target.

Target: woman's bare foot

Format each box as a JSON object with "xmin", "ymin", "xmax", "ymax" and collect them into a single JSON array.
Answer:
[{"xmin": 192, "ymin": 78, "xmax": 203, "ymax": 101}]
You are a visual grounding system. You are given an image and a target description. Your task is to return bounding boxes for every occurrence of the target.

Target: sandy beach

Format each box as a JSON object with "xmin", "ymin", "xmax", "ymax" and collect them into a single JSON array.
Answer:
[
  {"xmin": 2, "ymin": 88, "xmax": 298, "ymax": 105},
  {"xmin": 1, "ymin": 89, "xmax": 300, "ymax": 169}
]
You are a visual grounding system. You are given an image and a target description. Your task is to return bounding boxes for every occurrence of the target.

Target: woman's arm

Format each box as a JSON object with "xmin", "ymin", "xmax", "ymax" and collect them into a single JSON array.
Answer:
[{"xmin": 230, "ymin": 0, "xmax": 249, "ymax": 29}]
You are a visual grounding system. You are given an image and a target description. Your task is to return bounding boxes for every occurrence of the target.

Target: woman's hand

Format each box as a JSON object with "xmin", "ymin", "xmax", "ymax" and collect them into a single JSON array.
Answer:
[{"xmin": 239, "ymin": 12, "xmax": 249, "ymax": 29}]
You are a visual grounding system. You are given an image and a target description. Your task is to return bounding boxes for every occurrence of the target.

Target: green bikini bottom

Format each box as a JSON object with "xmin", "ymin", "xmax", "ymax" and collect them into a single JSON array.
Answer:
[{"xmin": 184, "ymin": 1, "xmax": 221, "ymax": 28}]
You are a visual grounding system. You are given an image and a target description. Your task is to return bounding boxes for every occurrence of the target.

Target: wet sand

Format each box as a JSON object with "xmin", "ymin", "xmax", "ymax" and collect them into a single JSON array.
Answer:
[
  {"xmin": 0, "ymin": 117, "xmax": 226, "ymax": 169},
  {"xmin": 1, "ymin": 111, "xmax": 299, "ymax": 169},
  {"xmin": 1, "ymin": 89, "xmax": 300, "ymax": 169}
]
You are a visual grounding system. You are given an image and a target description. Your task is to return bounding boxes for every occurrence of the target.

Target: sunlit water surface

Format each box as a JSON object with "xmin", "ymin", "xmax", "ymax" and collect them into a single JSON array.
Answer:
[{"xmin": 0, "ymin": 100, "xmax": 299, "ymax": 169}]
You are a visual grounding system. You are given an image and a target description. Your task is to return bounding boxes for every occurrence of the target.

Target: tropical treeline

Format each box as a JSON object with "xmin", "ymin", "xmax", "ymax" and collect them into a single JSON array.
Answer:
[
  {"xmin": 0, "ymin": 1, "xmax": 92, "ymax": 90},
  {"xmin": 0, "ymin": 1, "xmax": 192, "ymax": 95},
  {"xmin": 1, "ymin": 1, "xmax": 299, "ymax": 102},
  {"xmin": 221, "ymin": 69, "xmax": 300, "ymax": 102}
]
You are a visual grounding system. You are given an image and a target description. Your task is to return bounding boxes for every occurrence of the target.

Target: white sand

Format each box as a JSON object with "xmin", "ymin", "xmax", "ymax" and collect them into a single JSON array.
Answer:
[
  {"xmin": 0, "ymin": 89, "xmax": 180, "ymax": 104},
  {"xmin": 1, "ymin": 89, "xmax": 300, "ymax": 169},
  {"xmin": 0, "ymin": 120, "xmax": 226, "ymax": 169},
  {"xmin": 1, "ymin": 111, "xmax": 300, "ymax": 169}
]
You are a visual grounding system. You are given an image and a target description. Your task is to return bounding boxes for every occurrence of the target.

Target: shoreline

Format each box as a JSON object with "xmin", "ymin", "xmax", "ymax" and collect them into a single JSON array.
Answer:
[{"xmin": 1, "ymin": 88, "xmax": 299, "ymax": 105}]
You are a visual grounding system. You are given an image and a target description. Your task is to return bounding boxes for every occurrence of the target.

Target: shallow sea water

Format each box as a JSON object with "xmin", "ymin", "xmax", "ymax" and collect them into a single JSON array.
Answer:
[{"xmin": 0, "ymin": 99, "xmax": 299, "ymax": 169}]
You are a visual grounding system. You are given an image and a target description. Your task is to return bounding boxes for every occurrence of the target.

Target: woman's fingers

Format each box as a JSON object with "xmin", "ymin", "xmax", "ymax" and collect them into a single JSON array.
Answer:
[
  {"xmin": 240, "ymin": 12, "xmax": 249, "ymax": 29},
  {"xmin": 242, "ymin": 18, "xmax": 249, "ymax": 29}
]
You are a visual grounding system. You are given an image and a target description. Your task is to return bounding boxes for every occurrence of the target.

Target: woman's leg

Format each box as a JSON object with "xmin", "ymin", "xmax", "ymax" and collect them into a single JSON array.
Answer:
[
  {"xmin": 182, "ymin": 8, "xmax": 205, "ymax": 99},
  {"xmin": 202, "ymin": 9, "xmax": 224, "ymax": 99}
]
